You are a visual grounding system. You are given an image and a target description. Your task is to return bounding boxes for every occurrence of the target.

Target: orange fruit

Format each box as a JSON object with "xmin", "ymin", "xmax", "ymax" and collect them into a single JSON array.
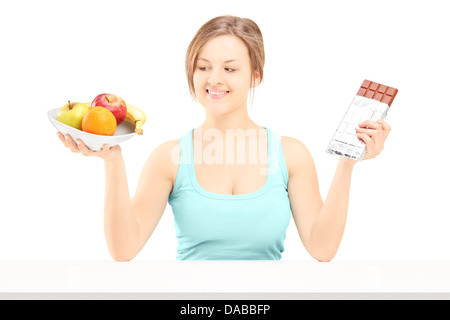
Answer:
[{"xmin": 81, "ymin": 106, "xmax": 117, "ymax": 136}]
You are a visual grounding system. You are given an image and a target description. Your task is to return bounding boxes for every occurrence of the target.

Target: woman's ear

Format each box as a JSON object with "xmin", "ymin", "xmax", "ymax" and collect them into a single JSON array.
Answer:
[{"xmin": 252, "ymin": 70, "xmax": 262, "ymax": 88}]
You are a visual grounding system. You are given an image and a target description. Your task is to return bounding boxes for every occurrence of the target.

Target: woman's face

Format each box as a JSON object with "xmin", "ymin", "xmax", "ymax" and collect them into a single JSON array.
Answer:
[{"xmin": 193, "ymin": 35, "xmax": 257, "ymax": 116}]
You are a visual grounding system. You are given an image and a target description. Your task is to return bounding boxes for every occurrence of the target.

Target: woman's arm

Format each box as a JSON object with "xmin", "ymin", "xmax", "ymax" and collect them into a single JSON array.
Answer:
[
  {"xmin": 294, "ymin": 155, "xmax": 355, "ymax": 262},
  {"xmin": 103, "ymin": 149, "xmax": 138, "ymax": 261},
  {"xmin": 103, "ymin": 141, "xmax": 178, "ymax": 261},
  {"xmin": 283, "ymin": 120, "xmax": 390, "ymax": 262},
  {"xmin": 57, "ymin": 132, "xmax": 179, "ymax": 261}
]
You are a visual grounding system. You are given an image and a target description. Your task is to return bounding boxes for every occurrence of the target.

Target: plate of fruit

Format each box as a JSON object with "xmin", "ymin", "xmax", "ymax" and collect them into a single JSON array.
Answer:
[{"xmin": 48, "ymin": 93, "xmax": 146, "ymax": 151}]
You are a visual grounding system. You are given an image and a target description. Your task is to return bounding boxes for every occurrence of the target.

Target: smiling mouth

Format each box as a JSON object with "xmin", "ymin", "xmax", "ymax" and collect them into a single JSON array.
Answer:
[{"xmin": 206, "ymin": 89, "xmax": 229, "ymax": 96}]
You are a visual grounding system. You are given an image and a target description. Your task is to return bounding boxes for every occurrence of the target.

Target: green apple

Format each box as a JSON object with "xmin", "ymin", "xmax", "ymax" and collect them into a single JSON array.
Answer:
[{"xmin": 56, "ymin": 101, "xmax": 89, "ymax": 130}]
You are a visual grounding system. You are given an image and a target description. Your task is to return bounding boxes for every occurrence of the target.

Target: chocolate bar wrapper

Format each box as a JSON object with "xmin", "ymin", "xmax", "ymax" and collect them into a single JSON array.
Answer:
[{"xmin": 326, "ymin": 80, "xmax": 398, "ymax": 161}]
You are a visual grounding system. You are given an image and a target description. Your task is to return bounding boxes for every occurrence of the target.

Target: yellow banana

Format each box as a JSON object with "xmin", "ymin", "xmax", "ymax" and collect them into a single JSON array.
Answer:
[
  {"xmin": 124, "ymin": 104, "xmax": 146, "ymax": 135},
  {"xmin": 84, "ymin": 101, "xmax": 146, "ymax": 135}
]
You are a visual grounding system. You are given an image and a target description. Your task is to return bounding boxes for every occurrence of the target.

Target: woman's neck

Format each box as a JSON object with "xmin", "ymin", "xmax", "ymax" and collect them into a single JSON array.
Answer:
[{"xmin": 199, "ymin": 109, "xmax": 261, "ymax": 134}]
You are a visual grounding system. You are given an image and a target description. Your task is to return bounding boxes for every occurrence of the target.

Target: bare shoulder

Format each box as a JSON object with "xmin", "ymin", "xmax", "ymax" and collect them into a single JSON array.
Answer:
[
  {"xmin": 144, "ymin": 139, "xmax": 180, "ymax": 185},
  {"xmin": 151, "ymin": 139, "xmax": 180, "ymax": 158},
  {"xmin": 280, "ymin": 136, "xmax": 315, "ymax": 177}
]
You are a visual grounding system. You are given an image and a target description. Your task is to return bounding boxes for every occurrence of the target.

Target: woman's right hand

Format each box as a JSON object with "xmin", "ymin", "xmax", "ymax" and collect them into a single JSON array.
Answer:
[{"xmin": 56, "ymin": 131, "xmax": 122, "ymax": 160}]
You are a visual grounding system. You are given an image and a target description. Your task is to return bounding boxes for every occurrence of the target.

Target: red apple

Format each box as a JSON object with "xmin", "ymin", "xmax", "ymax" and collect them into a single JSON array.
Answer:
[{"xmin": 91, "ymin": 93, "xmax": 127, "ymax": 125}]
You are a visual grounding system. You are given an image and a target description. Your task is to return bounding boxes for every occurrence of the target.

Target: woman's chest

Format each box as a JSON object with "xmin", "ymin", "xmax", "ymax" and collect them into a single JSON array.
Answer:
[
  {"xmin": 191, "ymin": 127, "xmax": 270, "ymax": 195},
  {"xmin": 194, "ymin": 162, "xmax": 268, "ymax": 195}
]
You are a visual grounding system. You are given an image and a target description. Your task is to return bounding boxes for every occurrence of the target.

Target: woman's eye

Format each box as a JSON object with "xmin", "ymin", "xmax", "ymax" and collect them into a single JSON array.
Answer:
[{"xmin": 197, "ymin": 66, "xmax": 235, "ymax": 72}]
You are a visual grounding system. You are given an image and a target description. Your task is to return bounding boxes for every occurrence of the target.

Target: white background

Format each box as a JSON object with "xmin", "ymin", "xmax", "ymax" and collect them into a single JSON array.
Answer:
[{"xmin": 0, "ymin": 0, "xmax": 449, "ymax": 261}]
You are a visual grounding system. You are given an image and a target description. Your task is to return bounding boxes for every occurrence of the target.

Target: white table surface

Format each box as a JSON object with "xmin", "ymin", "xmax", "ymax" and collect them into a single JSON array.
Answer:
[{"xmin": 1, "ymin": 260, "xmax": 449, "ymax": 299}]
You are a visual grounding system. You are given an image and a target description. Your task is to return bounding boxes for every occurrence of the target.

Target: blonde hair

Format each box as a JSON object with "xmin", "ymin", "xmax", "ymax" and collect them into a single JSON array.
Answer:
[{"xmin": 185, "ymin": 15, "xmax": 265, "ymax": 101}]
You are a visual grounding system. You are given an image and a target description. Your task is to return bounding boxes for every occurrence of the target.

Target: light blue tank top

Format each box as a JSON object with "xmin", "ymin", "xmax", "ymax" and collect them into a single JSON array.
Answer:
[{"xmin": 168, "ymin": 127, "xmax": 291, "ymax": 260}]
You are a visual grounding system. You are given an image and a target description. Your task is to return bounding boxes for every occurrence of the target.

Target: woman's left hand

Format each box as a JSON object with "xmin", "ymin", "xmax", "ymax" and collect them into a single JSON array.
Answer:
[{"xmin": 355, "ymin": 119, "xmax": 391, "ymax": 160}]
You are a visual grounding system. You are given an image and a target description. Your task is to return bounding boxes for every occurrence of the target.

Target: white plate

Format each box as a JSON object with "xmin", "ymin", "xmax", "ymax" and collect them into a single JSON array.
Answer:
[{"xmin": 48, "ymin": 107, "xmax": 136, "ymax": 151}]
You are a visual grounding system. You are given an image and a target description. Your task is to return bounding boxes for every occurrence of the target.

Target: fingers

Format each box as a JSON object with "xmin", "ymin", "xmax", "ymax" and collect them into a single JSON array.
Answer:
[
  {"xmin": 358, "ymin": 119, "xmax": 391, "ymax": 136},
  {"xmin": 65, "ymin": 135, "xmax": 80, "ymax": 153},
  {"xmin": 358, "ymin": 119, "xmax": 380, "ymax": 129},
  {"xmin": 356, "ymin": 131, "xmax": 375, "ymax": 149},
  {"xmin": 356, "ymin": 132, "xmax": 376, "ymax": 159},
  {"xmin": 56, "ymin": 131, "xmax": 67, "ymax": 147},
  {"xmin": 355, "ymin": 126, "xmax": 376, "ymax": 138},
  {"xmin": 56, "ymin": 131, "xmax": 115, "ymax": 160},
  {"xmin": 356, "ymin": 119, "xmax": 391, "ymax": 141},
  {"xmin": 57, "ymin": 132, "xmax": 100, "ymax": 156},
  {"xmin": 76, "ymin": 139, "xmax": 96, "ymax": 156},
  {"xmin": 355, "ymin": 119, "xmax": 391, "ymax": 160},
  {"xmin": 57, "ymin": 132, "xmax": 79, "ymax": 153},
  {"xmin": 376, "ymin": 119, "xmax": 391, "ymax": 133}
]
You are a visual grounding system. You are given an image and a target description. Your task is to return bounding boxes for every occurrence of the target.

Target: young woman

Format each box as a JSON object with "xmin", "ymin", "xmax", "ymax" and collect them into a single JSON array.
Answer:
[{"xmin": 57, "ymin": 15, "xmax": 391, "ymax": 261}]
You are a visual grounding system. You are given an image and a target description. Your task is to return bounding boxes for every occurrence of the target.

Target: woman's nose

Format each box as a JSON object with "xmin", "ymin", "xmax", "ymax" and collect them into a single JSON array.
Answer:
[{"xmin": 207, "ymin": 69, "xmax": 224, "ymax": 86}]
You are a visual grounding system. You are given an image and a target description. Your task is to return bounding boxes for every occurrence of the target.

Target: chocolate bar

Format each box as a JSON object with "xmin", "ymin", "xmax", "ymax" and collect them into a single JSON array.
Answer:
[{"xmin": 326, "ymin": 80, "xmax": 398, "ymax": 161}]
